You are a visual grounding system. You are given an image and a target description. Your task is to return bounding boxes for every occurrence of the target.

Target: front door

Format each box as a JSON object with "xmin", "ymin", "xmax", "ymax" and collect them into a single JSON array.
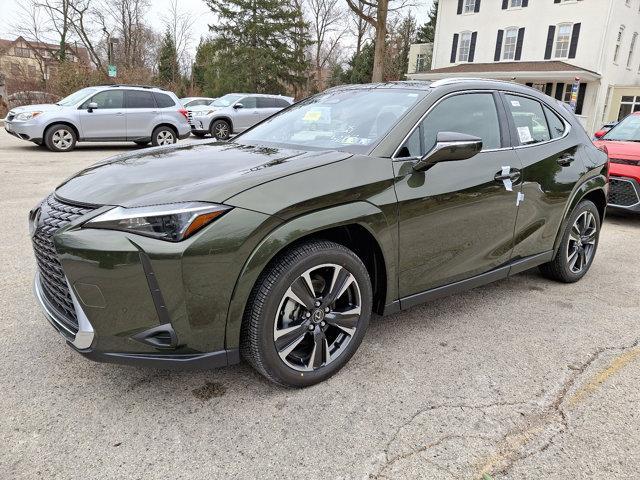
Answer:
[
  {"xmin": 233, "ymin": 96, "xmax": 261, "ymax": 131},
  {"xmin": 78, "ymin": 90, "xmax": 125, "ymax": 139},
  {"xmin": 394, "ymin": 91, "xmax": 522, "ymax": 298}
]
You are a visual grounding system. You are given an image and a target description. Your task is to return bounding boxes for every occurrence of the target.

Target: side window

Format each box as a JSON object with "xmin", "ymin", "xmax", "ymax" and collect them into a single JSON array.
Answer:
[
  {"xmin": 421, "ymin": 93, "xmax": 502, "ymax": 152},
  {"xmin": 126, "ymin": 90, "xmax": 156, "ymax": 108},
  {"xmin": 544, "ymin": 105, "xmax": 566, "ymax": 139},
  {"xmin": 153, "ymin": 92, "xmax": 175, "ymax": 108},
  {"xmin": 274, "ymin": 98, "xmax": 291, "ymax": 108},
  {"xmin": 257, "ymin": 97, "xmax": 275, "ymax": 108},
  {"xmin": 505, "ymin": 94, "xmax": 550, "ymax": 144},
  {"xmin": 239, "ymin": 96, "xmax": 257, "ymax": 108},
  {"xmin": 396, "ymin": 129, "xmax": 422, "ymax": 158},
  {"xmin": 82, "ymin": 90, "xmax": 124, "ymax": 109}
]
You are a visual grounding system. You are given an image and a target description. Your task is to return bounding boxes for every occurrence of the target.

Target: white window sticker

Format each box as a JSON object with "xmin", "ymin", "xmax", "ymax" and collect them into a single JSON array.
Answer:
[
  {"xmin": 511, "ymin": 100, "xmax": 521, "ymax": 107},
  {"xmin": 517, "ymin": 126, "xmax": 533, "ymax": 144}
]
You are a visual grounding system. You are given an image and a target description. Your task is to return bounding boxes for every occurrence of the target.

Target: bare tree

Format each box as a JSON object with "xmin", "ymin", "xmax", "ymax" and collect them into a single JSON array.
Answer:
[
  {"xmin": 161, "ymin": 0, "xmax": 196, "ymax": 75},
  {"xmin": 348, "ymin": 0, "xmax": 371, "ymax": 56},
  {"xmin": 68, "ymin": 0, "xmax": 106, "ymax": 72},
  {"xmin": 306, "ymin": 0, "xmax": 346, "ymax": 91}
]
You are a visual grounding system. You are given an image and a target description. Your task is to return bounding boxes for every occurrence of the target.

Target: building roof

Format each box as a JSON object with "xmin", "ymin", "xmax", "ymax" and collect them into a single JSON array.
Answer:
[{"xmin": 0, "ymin": 36, "xmax": 90, "ymax": 65}]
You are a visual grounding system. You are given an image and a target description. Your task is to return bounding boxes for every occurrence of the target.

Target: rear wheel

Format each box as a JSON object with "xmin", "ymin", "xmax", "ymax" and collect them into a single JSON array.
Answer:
[
  {"xmin": 241, "ymin": 240, "xmax": 372, "ymax": 387},
  {"xmin": 539, "ymin": 200, "xmax": 600, "ymax": 283},
  {"xmin": 151, "ymin": 126, "xmax": 177, "ymax": 146},
  {"xmin": 210, "ymin": 119, "xmax": 231, "ymax": 140},
  {"xmin": 44, "ymin": 124, "xmax": 77, "ymax": 152}
]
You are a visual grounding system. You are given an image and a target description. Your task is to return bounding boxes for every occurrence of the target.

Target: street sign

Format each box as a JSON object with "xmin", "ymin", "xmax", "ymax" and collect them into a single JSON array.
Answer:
[{"xmin": 108, "ymin": 65, "xmax": 117, "ymax": 78}]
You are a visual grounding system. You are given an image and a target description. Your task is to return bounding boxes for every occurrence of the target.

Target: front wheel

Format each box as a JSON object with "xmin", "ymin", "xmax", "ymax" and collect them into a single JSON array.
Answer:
[
  {"xmin": 539, "ymin": 200, "xmax": 601, "ymax": 283},
  {"xmin": 210, "ymin": 119, "xmax": 231, "ymax": 140},
  {"xmin": 241, "ymin": 240, "xmax": 372, "ymax": 387},
  {"xmin": 44, "ymin": 124, "xmax": 77, "ymax": 152},
  {"xmin": 151, "ymin": 126, "xmax": 177, "ymax": 146}
]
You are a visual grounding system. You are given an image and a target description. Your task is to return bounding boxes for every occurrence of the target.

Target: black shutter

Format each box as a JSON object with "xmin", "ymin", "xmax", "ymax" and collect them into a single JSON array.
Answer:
[
  {"xmin": 468, "ymin": 32, "xmax": 478, "ymax": 62},
  {"xmin": 451, "ymin": 34, "xmax": 459, "ymax": 63},
  {"xmin": 569, "ymin": 23, "xmax": 581, "ymax": 59},
  {"xmin": 545, "ymin": 83, "xmax": 553, "ymax": 96},
  {"xmin": 502, "ymin": 0, "xmax": 508, "ymax": 9},
  {"xmin": 474, "ymin": 0, "xmax": 481, "ymax": 13},
  {"xmin": 522, "ymin": 0, "xmax": 529, "ymax": 6},
  {"xmin": 457, "ymin": 0, "xmax": 463, "ymax": 14},
  {"xmin": 545, "ymin": 26, "xmax": 556, "ymax": 59},
  {"xmin": 555, "ymin": 82, "xmax": 565, "ymax": 101},
  {"xmin": 575, "ymin": 83, "xmax": 587, "ymax": 115},
  {"xmin": 515, "ymin": 28, "xmax": 525, "ymax": 60},
  {"xmin": 495, "ymin": 30, "xmax": 504, "ymax": 61},
  {"xmin": 554, "ymin": 0, "xmax": 560, "ymax": 3}
]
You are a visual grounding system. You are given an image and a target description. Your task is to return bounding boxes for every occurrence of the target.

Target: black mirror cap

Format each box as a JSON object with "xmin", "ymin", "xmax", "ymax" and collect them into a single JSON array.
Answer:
[
  {"xmin": 413, "ymin": 132, "xmax": 483, "ymax": 171},
  {"xmin": 233, "ymin": 103, "xmax": 244, "ymax": 109}
]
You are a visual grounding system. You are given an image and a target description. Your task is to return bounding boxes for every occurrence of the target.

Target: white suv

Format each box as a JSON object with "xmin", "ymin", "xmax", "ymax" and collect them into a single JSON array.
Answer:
[
  {"xmin": 4, "ymin": 85, "xmax": 191, "ymax": 152},
  {"xmin": 187, "ymin": 93, "xmax": 293, "ymax": 140}
]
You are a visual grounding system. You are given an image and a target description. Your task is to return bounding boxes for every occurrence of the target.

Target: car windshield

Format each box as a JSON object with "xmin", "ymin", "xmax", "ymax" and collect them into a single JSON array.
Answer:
[
  {"xmin": 603, "ymin": 114, "xmax": 640, "ymax": 141},
  {"xmin": 57, "ymin": 87, "xmax": 99, "ymax": 106},
  {"xmin": 236, "ymin": 88, "xmax": 427, "ymax": 153},
  {"xmin": 212, "ymin": 94, "xmax": 244, "ymax": 107}
]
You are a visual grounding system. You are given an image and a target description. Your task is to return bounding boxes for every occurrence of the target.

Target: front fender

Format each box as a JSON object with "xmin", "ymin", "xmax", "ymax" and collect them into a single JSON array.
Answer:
[{"xmin": 224, "ymin": 201, "xmax": 397, "ymax": 349}]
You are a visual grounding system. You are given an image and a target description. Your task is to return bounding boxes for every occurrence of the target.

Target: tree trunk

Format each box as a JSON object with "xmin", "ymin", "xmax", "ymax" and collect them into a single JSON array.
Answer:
[{"xmin": 371, "ymin": 0, "xmax": 388, "ymax": 83}]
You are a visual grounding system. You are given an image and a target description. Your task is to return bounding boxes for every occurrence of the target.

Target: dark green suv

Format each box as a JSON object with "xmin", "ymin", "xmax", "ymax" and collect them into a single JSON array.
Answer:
[{"xmin": 30, "ymin": 80, "xmax": 609, "ymax": 387}]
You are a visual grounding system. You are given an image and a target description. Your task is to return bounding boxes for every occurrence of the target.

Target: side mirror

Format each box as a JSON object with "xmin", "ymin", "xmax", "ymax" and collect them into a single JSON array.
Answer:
[
  {"xmin": 87, "ymin": 102, "xmax": 98, "ymax": 112},
  {"xmin": 233, "ymin": 103, "xmax": 244, "ymax": 109},
  {"xmin": 413, "ymin": 132, "xmax": 483, "ymax": 171},
  {"xmin": 593, "ymin": 130, "xmax": 606, "ymax": 139}
]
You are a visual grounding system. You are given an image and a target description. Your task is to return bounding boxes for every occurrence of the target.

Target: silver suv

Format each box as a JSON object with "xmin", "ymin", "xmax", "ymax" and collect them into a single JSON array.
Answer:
[
  {"xmin": 188, "ymin": 93, "xmax": 293, "ymax": 140},
  {"xmin": 4, "ymin": 85, "xmax": 191, "ymax": 152}
]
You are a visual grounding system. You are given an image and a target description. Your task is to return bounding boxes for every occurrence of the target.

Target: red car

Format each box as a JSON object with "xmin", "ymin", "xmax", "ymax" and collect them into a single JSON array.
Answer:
[{"xmin": 594, "ymin": 113, "xmax": 640, "ymax": 213}]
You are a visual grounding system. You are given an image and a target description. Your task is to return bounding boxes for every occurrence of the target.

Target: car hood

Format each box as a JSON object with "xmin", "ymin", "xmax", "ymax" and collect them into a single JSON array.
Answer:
[
  {"xmin": 10, "ymin": 103, "xmax": 63, "ymax": 114},
  {"xmin": 55, "ymin": 141, "xmax": 352, "ymax": 208},
  {"xmin": 594, "ymin": 140, "xmax": 640, "ymax": 161}
]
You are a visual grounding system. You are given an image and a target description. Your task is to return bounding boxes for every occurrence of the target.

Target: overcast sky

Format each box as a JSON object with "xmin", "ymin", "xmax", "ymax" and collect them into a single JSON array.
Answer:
[{"xmin": 0, "ymin": 0, "xmax": 433, "ymax": 57}]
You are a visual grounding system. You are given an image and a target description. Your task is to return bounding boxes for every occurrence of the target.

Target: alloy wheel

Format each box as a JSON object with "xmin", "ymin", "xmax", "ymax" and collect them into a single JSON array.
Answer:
[
  {"xmin": 157, "ymin": 130, "xmax": 175, "ymax": 146},
  {"xmin": 566, "ymin": 210, "xmax": 597, "ymax": 274},
  {"xmin": 274, "ymin": 263, "xmax": 362, "ymax": 372},
  {"xmin": 52, "ymin": 129, "xmax": 73, "ymax": 150},
  {"xmin": 214, "ymin": 123, "xmax": 229, "ymax": 139}
]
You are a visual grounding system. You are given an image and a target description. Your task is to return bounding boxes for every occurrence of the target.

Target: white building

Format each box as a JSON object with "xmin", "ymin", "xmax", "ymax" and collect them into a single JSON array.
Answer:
[
  {"xmin": 407, "ymin": 0, "xmax": 640, "ymax": 133},
  {"xmin": 407, "ymin": 43, "xmax": 433, "ymax": 74}
]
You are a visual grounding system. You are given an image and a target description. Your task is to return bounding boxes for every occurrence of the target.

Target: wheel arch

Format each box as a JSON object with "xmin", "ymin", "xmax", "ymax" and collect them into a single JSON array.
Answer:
[
  {"xmin": 153, "ymin": 123, "xmax": 178, "ymax": 136},
  {"xmin": 44, "ymin": 121, "xmax": 80, "ymax": 141},
  {"xmin": 209, "ymin": 116, "xmax": 234, "ymax": 133},
  {"xmin": 224, "ymin": 202, "xmax": 397, "ymax": 350}
]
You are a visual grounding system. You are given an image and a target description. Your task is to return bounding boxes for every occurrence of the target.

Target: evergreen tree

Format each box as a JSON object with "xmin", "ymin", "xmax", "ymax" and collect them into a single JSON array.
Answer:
[
  {"xmin": 192, "ymin": 38, "xmax": 217, "ymax": 96},
  {"xmin": 342, "ymin": 42, "xmax": 375, "ymax": 84},
  {"xmin": 204, "ymin": 0, "xmax": 310, "ymax": 95},
  {"xmin": 416, "ymin": 0, "xmax": 438, "ymax": 44},
  {"xmin": 157, "ymin": 28, "xmax": 179, "ymax": 84}
]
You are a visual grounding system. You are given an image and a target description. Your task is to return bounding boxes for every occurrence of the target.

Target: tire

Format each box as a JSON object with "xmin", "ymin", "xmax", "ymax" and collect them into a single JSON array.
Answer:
[
  {"xmin": 134, "ymin": 140, "xmax": 150, "ymax": 146},
  {"xmin": 241, "ymin": 240, "xmax": 372, "ymax": 387},
  {"xmin": 192, "ymin": 131, "xmax": 206, "ymax": 138},
  {"xmin": 44, "ymin": 124, "xmax": 77, "ymax": 152},
  {"xmin": 210, "ymin": 119, "xmax": 231, "ymax": 140},
  {"xmin": 539, "ymin": 200, "xmax": 601, "ymax": 283},
  {"xmin": 151, "ymin": 126, "xmax": 177, "ymax": 146}
]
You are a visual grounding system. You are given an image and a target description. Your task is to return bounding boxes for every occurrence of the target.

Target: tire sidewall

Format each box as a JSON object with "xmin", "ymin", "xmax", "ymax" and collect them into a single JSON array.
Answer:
[
  {"xmin": 557, "ymin": 200, "xmax": 601, "ymax": 281},
  {"xmin": 255, "ymin": 246, "xmax": 372, "ymax": 387},
  {"xmin": 152, "ymin": 126, "xmax": 176, "ymax": 146},
  {"xmin": 211, "ymin": 119, "xmax": 231, "ymax": 140},
  {"xmin": 45, "ymin": 124, "xmax": 76, "ymax": 152}
]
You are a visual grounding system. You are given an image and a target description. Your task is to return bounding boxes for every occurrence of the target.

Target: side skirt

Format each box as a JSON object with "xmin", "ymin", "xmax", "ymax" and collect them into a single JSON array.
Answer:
[{"xmin": 395, "ymin": 251, "xmax": 554, "ymax": 312}]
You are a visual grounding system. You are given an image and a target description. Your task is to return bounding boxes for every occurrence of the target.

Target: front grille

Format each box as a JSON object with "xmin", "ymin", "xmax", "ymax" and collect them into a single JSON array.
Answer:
[
  {"xmin": 32, "ymin": 195, "xmax": 96, "ymax": 332},
  {"xmin": 610, "ymin": 158, "xmax": 640, "ymax": 166},
  {"xmin": 609, "ymin": 178, "xmax": 640, "ymax": 207},
  {"xmin": 187, "ymin": 111, "xmax": 194, "ymax": 126}
]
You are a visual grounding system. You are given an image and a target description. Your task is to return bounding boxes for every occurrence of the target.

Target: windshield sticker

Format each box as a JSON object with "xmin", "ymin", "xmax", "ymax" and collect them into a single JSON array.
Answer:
[
  {"xmin": 303, "ymin": 111, "xmax": 323, "ymax": 122},
  {"xmin": 511, "ymin": 100, "xmax": 521, "ymax": 107},
  {"xmin": 517, "ymin": 126, "xmax": 533, "ymax": 144}
]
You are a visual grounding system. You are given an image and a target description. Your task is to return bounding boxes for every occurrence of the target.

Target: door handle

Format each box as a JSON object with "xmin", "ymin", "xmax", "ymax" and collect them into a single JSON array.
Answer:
[
  {"xmin": 494, "ymin": 169, "xmax": 521, "ymax": 183},
  {"xmin": 116, "ymin": 112, "xmax": 124, "ymax": 116},
  {"xmin": 557, "ymin": 154, "xmax": 575, "ymax": 166}
]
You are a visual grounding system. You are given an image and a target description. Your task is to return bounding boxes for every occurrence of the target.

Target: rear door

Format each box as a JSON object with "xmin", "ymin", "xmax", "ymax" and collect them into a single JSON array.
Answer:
[
  {"xmin": 124, "ymin": 89, "xmax": 160, "ymax": 140},
  {"xmin": 233, "ymin": 96, "xmax": 261, "ymax": 131},
  {"xmin": 501, "ymin": 93, "xmax": 586, "ymax": 259},
  {"xmin": 394, "ymin": 91, "xmax": 523, "ymax": 299},
  {"xmin": 77, "ymin": 89, "xmax": 125, "ymax": 139},
  {"xmin": 256, "ymin": 97, "xmax": 280, "ymax": 121}
]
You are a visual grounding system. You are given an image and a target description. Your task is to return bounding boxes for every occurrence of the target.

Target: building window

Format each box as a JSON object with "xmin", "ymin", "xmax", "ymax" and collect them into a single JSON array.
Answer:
[
  {"xmin": 10, "ymin": 62, "xmax": 21, "ymax": 75},
  {"xmin": 614, "ymin": 26, "xmax": 626, "ymax": 63},
  {"xmin": 14, "ymin": 47, "xmax": 31, "ymax": 58},
  {"xmin": 618, "ymin": 96, "xmax": 640, "ymax": 120},
  {"xmin": 562, "ymin": 84, "xmax": 573, "ymax": 103},
  {"xmin": 463, "ymin": 0, "xmax": 476, "ymax": 13},
  {"xmin": 502, "ymin": 27, "xmax": 519, "ymax": 60},
  {"xmin": 458, "ymin": 32, "xmax": 472, "ymax": 62},
  {"xmin": 510, "ymin": 0, "xmax": 522, "ymax": 7},
  {"xmin": 554, "ymin": 24, "xmax": 573, "ymax": 58},
  {"xmin": 416, "ymin": 53, "xmax": 428, "ymax": 72},
  {"xmin": 628, "ymin": 33, "xmax": 638, "ymax": 68}
]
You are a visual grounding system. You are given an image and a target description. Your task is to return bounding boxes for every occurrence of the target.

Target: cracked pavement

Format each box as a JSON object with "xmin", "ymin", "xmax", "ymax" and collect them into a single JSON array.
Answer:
[{"xmin": 1, "ymin": 133, "xmax": 639, "ymax": 479}]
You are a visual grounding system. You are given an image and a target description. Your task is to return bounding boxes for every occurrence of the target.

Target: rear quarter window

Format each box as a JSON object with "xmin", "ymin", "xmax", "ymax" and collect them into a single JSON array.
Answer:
[{"xmin": 154, "ymin": 92, "xmax": 176, "ymax": 108}]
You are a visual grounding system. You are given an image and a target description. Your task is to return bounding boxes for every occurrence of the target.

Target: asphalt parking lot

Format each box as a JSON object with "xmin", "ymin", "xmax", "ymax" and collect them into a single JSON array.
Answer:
[{"xmin": 1, "ymin": 131, "xmax": 639, "ymax": 479}]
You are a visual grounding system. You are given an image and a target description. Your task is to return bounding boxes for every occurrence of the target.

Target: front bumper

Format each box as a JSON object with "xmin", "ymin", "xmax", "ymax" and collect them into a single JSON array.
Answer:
[
  {"xmin": 189, "ymin": 115, "xmax": 211, "ymax": 133},
  {"xmin": 4, "ymin": 120, "xmax": 44, "ymax": 142}
]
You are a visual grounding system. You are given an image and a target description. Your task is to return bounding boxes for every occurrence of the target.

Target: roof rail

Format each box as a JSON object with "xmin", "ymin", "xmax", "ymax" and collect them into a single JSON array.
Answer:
[
  {"xmin": 431, "ymin": 77, "xmax": 519, "ymax": 87},
  {"xmin": 96, "ymin": 84, "xmax": 164, "ymax": 90}
]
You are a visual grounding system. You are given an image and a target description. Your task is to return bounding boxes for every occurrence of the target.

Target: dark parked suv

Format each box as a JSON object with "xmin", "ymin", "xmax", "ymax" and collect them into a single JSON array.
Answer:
[{"xmin": 30, "ymin": 80, "xmax": 608, "ymax": 387}]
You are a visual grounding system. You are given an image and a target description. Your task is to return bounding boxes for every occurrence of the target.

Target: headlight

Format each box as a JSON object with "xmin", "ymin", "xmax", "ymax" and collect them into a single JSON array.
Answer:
[
  {"xmin": 204, "ymin": 109, "xmax": 217, "ymax": 116},
  {"xmin": 15, "ymin": 111, "xmax": 43, "ymax": 121},
  {"xmin": 84, "ymin": 202, "xmax": 231, "ymax": 242}
]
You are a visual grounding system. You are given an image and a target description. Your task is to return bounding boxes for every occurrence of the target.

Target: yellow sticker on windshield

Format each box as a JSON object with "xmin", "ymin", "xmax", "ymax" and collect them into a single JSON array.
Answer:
[{"xmin": 303, "ymin": 111, "xmax": 323, "ymax": 122}]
